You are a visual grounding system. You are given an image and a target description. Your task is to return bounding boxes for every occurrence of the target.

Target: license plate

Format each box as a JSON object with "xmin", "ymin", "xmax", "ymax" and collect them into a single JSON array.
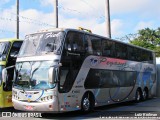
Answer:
[{"xmin": 25, "ymin": 106, "xmax": 33, "ymax": 110}]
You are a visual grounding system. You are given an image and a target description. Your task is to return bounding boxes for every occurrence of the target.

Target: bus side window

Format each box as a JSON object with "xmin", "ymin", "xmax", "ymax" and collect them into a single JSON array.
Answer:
[
  {"xmin": 115, "ymin": 43, "xmax": 127, "ymax": 59},
  {"xmin": 128, "ymin": 46, "xmax": 136, "ymax": 61},
  {"xmin": 90, "ymin": 36, "xmax": 102, "ymax": 56},
  {"xmin": 102, "ymin": 39, "xmax": 115, "ymax": 57},
  {"xmin": 65, "ymin": 32, "xmax": 84, "ymax": 53},
  {"xmin": 149, "ymin": 52, "xmax": 153, "ymax": 63},
  {"xmin": 10, "ymin": 42, "xmax": 22, "ymax": 59},
  {"xmin": 135, "ymin": 48, "xmax": 141, "ymax": 61},
  {"xmin": 6, "ymin": 41, "xmax": 23, "ymax": 68},
  {"xmin": 102, "ymin": 40, "xmax": 111, "ymax": 57},
  {"xmin": 140, "ymin": 50, "xmax": 152, "ymax": 63},
  {"xmin": 84, "ymin": 35, "xmax": 93, "ymax": 54}
]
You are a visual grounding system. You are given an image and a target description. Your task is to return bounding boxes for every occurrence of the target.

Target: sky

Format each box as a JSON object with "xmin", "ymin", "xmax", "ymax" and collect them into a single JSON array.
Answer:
[{"xmin": 0, "ymin": 0, "xmax": 160, "ymax": 42}]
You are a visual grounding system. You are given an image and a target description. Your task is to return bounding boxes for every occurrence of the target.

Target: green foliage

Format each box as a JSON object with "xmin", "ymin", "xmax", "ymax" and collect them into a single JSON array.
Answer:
[
  {"xmin": 129, "ymin": 27, "xmax": 160, "ymax": 57},
  {"xmin": 154, "ymin": 46, "xmax": 160, "ymax": 57}
]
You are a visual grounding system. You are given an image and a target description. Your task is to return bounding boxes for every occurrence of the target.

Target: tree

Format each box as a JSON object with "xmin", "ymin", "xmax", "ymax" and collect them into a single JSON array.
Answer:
[{"xmin": 129, "ymin": 28, "xmax": 160, "ymax": 57}]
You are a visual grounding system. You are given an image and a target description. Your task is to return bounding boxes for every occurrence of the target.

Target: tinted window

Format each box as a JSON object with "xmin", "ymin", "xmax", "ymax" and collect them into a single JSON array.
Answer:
[
  {"xmin": 102, "ymin": 39, "xmax": 115, "ymax": 57},
  {"xmin": 127, "ymin": 46, "xmax": 141, "ymax": 61},
  {"xmin": 149, "ymin": 52, "xmax": 153, "ymax": 63},
  {"xmin": 84, "ymin": 69, "xmax": 137, "ymax": 89},
  {"xmin": 10, "ymin": 41, "xmax": 22, "ymax": 54},
  {"xmin": 140, "ymin": 50, "xmax": 148, "ymax": 61},
  {"xmin": 84, "ymin": 35, "xmax": 93, "ymax": 54},
  {"xmin": 127, "ymin": 47, "xmax": 153, "ymax": 63},
  {"xmin": 86, "ymin": 35, "xmax": 102, "ymax": 56},
  {"xmin": 65, "ymin": 32, "xmax": 84, "ymax": 52},
  {"xmin": 115, "ymin": 43, "xmax": 127, "ymax": 59}
]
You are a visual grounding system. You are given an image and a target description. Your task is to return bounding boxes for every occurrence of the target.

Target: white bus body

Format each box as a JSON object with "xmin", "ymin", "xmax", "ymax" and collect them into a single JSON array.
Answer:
[{"xmin": 11, "ymin": 28, "xmax": 156, "ymax": 112}]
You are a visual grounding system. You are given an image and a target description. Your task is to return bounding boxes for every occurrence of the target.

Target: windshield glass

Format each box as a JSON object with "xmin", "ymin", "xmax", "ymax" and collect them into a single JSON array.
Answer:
[
  {"xmin": 14, "ymin": 61, "xmax": 55, "ymax": 90},
  {"xmin": 0, "ymin": 42, "xmax": 10, "ymax": 60},
  {"xmin": 19, "ymin": 31, "xmax": 65, "ymax": 57}
]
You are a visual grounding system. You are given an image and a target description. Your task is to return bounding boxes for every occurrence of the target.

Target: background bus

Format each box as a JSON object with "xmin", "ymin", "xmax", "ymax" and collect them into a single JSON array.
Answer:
[
  {"xmin": 8, "ymin": 28, "xmax": 156, "ymax": 112},
  {"xmin": 0, "ymin": 38, "xmax": 22, "ymax": 108}
]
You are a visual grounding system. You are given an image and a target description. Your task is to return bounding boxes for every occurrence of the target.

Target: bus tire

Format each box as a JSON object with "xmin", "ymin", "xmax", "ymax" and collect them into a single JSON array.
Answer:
[
  {"xmin": 81, "ymin": 92, "xmax": 94, "ymax": 112},
  {"xmin": 143, "ymin": 88, "xmax": 148, "ymax": 100},
  {"xmin": 135, "ymin": 89, "xmax": 142, "ymax": 102}
]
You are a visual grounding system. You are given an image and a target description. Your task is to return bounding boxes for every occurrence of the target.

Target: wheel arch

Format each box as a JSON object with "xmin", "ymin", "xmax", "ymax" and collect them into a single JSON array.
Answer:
[
  {"xmin": 137, "ymin": 87, "xmax": 143, "ymax": 94},
  {"xmin": 83, "ymin": 90, "xmax": 95, "ymax": 106},
  {"xmin": 135, "ymin": 87, "xmax": 143, "ymax": 101}
]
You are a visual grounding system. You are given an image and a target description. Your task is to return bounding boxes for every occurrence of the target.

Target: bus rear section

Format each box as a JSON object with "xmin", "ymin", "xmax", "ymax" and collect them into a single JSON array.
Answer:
[{"xmin": 0, "ymin": 39, "xmax": 23, "ymax": 108}]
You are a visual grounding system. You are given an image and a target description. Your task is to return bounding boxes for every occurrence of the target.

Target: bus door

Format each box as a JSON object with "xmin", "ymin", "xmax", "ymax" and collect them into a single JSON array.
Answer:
[
  {"xmin": 3, "ymin": 41, "xmax": 22, "ymax": 107},
  {"xmin": 58, "ymin": 31, "xmax": 85, "ymax": 111}
]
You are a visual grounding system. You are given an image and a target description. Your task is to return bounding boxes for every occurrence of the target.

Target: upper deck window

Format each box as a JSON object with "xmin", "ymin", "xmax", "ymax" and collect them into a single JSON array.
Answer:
[{"xmin": 19, "ymin": 31, "xmax": 65, "ymax": 57}]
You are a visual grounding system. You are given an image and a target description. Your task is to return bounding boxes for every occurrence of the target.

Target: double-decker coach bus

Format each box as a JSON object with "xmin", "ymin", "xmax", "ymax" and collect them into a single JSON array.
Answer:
[
  {"xmin": 3, "ymin": 28, "xmax": 156, "ymax": 112},
  {"xmin": 0, "ymin": 38, "xmax": 22, "ymax": 108}
]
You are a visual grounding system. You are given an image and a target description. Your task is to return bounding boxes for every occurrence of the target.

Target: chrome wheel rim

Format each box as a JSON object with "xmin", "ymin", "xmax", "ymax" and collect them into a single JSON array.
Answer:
[
  {"xmin": 137, "ymin": 91, "xmax": 140, "ymax": 101},
  {"xmin": 143, "ymin": 91, "xmax": 146, "ymax": 99},
  {"xmin": 83, "ymin": 97, "xmax": 90, "ymax": 111}
]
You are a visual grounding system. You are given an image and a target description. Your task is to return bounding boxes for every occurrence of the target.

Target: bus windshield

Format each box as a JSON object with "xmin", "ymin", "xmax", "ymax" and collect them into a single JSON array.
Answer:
[
  {"xmin": 19, "ymin": 31, "xmax": 64, "ymax": 57},
  {"xmin": 0, "ymin": 42, "xmax": 10, "ymax": 60},
  {"xmin": 14, "ymin": 61, "xmax": 55, "ymax": 90}
]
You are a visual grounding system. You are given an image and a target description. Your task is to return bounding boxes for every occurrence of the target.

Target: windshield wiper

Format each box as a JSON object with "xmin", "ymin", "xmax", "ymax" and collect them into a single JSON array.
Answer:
[
  {"xmin": 21, "ymin": 84, "xmax": 26, "ymax": 92},
  {"xmin": 29, "ymin": 62, "xmax": 42, "ymax": 88}
]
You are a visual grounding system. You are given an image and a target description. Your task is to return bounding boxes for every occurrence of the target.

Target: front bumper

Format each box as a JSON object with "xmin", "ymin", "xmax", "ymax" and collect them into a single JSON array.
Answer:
[{"xmin": 12, "ymin": 99, "xmax": 59, "ymax": 112}]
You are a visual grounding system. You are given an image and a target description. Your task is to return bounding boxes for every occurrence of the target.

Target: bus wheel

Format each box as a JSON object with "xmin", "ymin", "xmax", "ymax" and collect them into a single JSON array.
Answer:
[
  {"xmin": 81, "ymin": 93, "xmax": 94, "ymax": 112},
  {"xmin": 143, "ymin": 88, "xmax": 148, "ymax": 100},
  {"xmin": 135, "ymin": 89, "xmax": 142, "ymax": 102}
]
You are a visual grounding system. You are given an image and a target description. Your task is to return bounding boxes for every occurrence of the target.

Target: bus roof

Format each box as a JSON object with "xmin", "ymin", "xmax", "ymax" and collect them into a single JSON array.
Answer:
[
  {"xmin": 28, "ymin": 28, "xmax": 154, "ymax": 53},
  {"xmin": 0, "ymin": 38, "xmax": 23, "ymax": 42}
]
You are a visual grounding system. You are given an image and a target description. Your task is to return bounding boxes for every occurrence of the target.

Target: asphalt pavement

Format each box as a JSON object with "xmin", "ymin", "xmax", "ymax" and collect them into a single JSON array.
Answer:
[{"xmin": 0, "ymin": 97, "xmax": 160, "ymax": 120}]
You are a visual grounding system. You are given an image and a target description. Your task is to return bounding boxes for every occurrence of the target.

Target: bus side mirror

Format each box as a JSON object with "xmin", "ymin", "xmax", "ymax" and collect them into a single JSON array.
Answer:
[
  {"xmin": 2, "ymin": 68, "xmax": 8, "ymax": 84},
  {"xmin": 48, "ymin": 67, "xmax": 58, "ymax": 84},
  {"xmin": 2, "ymin": 66, "xmax": 15, "ymax": 87}
]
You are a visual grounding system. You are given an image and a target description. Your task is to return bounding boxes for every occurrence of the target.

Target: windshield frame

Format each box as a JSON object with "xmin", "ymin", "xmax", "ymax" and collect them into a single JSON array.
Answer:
[{"xmin": 18, "ymin": 31, "xmax": 65, "ymax": 57}]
